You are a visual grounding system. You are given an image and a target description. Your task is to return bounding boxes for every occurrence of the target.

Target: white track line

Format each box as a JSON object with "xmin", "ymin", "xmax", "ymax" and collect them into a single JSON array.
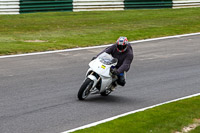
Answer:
[
  {"xmin": 62, "ymin": 93, "xmax": 200, "ymax": 133},
  {"xmin": 0, "ymin": 32, "xmax": 200, "ymax": 59}
]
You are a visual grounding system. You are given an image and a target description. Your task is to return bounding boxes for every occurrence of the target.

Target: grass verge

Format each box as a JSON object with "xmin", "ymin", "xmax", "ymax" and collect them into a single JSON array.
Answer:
[
  {"xmin": 0, "ymin": 8, "xmax": 200, "ymax": 55},
  {"xmin": 190, "ymin": 126, "xmax": 200, "ymax": 133},
  {"xmin": 72, "ymin": 95, "xmax": 200, "ymax": 133}
]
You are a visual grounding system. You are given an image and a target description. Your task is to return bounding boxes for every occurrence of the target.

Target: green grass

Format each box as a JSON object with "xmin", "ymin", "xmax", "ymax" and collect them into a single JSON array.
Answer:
[
  {"xmin": 72, "ymin": 95, "xmax": 200, "ymax": 133},
  {"xmin": 0, "ymin": 8, "xmax": 200, "ymax": 55},
  {"xmin": 190, "ymin": 126, "xmax": 200, "ymax": 133}
]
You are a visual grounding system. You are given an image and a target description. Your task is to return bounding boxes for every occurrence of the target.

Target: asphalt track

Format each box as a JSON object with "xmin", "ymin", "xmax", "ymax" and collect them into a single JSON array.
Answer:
[{"xmin": 0, "ymin": 34, "xmax": 200, "ymax": 133}]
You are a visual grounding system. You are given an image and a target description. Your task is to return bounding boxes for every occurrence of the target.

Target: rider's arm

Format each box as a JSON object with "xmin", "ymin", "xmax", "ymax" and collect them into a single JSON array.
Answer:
[
  {"xmin": 95, "ymin": 44, "xmax": 115, "ymax": 57},
  {"xmin": 92, "ymin": 45, "xmax": 115, "ymax": 60},
  {"xmin": 103, "ymin": 44, "xmax": 115, "ymax": 54},
  {"xmin": 92, "ymin": 45, "xmax": 114, "ymax": 61},
  {"xmin": 117, "ymin": 53, "xmax": 133, "ymax": 74}
]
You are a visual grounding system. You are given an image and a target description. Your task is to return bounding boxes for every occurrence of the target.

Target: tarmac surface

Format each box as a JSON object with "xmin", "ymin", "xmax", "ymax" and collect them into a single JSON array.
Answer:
[{"xmin": 0, "ymin": 34, "xmax": 200, "ymax": 133}]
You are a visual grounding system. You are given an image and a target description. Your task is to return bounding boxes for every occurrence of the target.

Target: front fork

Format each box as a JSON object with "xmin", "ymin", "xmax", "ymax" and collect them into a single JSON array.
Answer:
[{"xmin": 87, "ymin": 72, "xmax": 101, "ymax": 93}]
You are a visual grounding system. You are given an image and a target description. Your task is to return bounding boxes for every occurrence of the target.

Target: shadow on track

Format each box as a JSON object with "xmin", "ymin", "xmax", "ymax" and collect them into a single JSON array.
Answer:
[{"xmin": 77, "ymin": 94, "xmax": 140, "ymax": 105}]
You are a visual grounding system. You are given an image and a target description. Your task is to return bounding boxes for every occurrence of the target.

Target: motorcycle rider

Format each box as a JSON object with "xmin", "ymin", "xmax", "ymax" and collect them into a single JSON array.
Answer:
[{"xmin": 93, "ymin": 37, "xmax": 134, "ymax": 88}]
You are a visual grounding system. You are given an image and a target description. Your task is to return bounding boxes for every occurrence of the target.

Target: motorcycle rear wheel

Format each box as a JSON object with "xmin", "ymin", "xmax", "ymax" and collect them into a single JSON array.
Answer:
[{"xmin": 78, "ymin": 78, "xmax": 94, "ymax": 100}]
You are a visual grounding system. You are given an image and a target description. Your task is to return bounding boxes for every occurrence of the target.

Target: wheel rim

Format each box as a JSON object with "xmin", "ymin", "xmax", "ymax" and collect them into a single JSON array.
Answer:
[{"xmin": 82, "ymin": 82, "xmax": 93, "ymax": 99}]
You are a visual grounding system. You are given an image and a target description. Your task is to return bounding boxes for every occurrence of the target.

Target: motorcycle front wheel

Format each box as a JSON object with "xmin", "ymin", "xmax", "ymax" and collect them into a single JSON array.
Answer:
[{"xmin": 78, "ymin": 78, "xmax": 94, "ymax": 100}]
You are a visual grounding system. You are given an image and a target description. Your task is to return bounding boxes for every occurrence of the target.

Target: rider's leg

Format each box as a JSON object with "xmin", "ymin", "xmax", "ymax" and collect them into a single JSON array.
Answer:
[{"xmin": 117, "ymin": 73, "xmax": 126, "ymax": 86}]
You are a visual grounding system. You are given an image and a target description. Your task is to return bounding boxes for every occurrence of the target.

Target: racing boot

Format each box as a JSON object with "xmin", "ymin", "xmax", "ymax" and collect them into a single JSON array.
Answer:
[{"xmin": 111, "ymin": 82, "xmax": 117, "ymax": 91}]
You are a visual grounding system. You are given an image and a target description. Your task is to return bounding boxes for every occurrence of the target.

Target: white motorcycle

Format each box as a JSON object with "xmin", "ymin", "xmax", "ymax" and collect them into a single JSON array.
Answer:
[{"xmin": 78, "ymin": 52, "xmax": 118, "ymax": 100}]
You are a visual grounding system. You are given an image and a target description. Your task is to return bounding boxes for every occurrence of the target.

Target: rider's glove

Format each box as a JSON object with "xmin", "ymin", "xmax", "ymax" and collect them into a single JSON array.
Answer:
[{"xmin": 111, "ymin": 68, "xmax": 119, "ymax": 75}]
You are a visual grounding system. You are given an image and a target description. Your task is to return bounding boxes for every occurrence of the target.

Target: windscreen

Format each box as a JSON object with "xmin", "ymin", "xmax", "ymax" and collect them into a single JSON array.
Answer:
[{"xmin": 98, "ymin": 52, "xmax": 118, "ymax": 65}]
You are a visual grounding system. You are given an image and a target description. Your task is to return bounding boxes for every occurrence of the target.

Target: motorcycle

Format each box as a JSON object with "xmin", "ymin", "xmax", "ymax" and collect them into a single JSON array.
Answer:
[{"xmin": 78, "ymin": 52, "xmax": 118, "ymax": 100}]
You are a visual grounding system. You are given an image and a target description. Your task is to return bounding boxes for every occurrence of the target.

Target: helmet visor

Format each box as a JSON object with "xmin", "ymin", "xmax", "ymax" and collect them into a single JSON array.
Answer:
[{"xmin": 117, "ymin": 45, "xmax": 127, "ymax": 50}]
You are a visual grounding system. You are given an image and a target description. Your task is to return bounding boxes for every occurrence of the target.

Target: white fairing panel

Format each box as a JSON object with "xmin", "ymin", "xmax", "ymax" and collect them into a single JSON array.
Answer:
[
  {"xmin": 89, "ymin": 59, "xmax": 111, "ymax": 77},
  {"xmin": 89, "ymin": 52, "xmax": 117, "ymax": 77},
  {"xmin": 100, "ymin": 77, "xmax": 112, "ymax": 92}
]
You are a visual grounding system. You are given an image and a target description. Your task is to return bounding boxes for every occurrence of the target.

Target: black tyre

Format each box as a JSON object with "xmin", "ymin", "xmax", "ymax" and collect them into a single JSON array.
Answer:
[
  {"xmin": 78, "ymin": 78, "xmax": 94, "ymax": 100},
  {"xmin": 100, "ymin": 89, "xmax": 112, "ymax": 96}
]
